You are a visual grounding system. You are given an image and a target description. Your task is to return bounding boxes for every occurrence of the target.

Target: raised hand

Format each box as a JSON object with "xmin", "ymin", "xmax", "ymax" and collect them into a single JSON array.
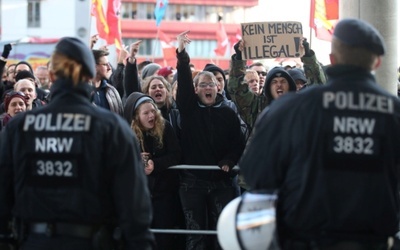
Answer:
[
  {"xmin": 130, "ymin": 40, "xmax": 142, "ymax": 57},
  {"xmin": 233, "ymin": 40, "xmax": 244, "ymax": 60},
  {"xmin": 118, "ymin": 45, "xmax": 129, "ymax": 65},
  {"xmin": 177, "ymin": 30, "xmax": 191, "ymax": 53},
  {"xmin": 1, "ymin": 43, "xmax": 12, "ymax": 59},
  {"xmin": 90, "ymin": 34, "xmax": 99, "ymax": 49}
]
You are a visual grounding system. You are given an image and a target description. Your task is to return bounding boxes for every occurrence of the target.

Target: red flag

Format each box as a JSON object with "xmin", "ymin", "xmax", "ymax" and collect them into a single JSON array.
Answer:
[
  {"xmin": 106, "ymin": 0, "xmax": 122, "ymax": 51},
  {"xmin": 92, "ymin": 0, "xmax": 122, "ymax": 51},
  {"xmin": 325, "ymin": 0, "xmax": 338, "ymax": 20},
  {"xmin": 158, "ymin": 30, "xmax": 176, "ymax": 61},
  {"xmin": 92, "ymin": 0, "xmax": 109, "ymax": 42},
  {"xmin": 310, "ymin": 0, "xmax": 338, "ymax": 41},
  {"xmin": 229, "ymin": 28, "xmax": 242, "ymax": 45},
  {"xmin": 214, "ymin": 22, "xmax": 228, "ymax": 56}
]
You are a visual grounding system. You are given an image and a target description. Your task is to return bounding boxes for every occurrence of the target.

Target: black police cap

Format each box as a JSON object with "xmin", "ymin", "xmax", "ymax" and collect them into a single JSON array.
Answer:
[
  {"xmin": 333, "ymin": 18, "xmax": 385, "ymax": 55},
  {"xmin": 55, "ymin": 37, "xmax": 96, "ymax": 78}
]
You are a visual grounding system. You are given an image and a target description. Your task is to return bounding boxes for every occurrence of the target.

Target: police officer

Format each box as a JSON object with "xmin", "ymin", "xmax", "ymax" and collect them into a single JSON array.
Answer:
[
  {"xmin": 0, "ymin": 37, "xmax": 154, "ymax": 250},
  {"xmin": 239, "ymin": 18, "xmax": 400, "ymax": 250}
]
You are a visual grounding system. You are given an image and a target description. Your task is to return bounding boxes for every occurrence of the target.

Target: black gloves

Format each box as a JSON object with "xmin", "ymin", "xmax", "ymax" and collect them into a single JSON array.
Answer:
[
  {"xmin": 302, "ymin": 39, "xmax": 314, "ymax": 57},
  {"xmin": 1, "ymin": 44, "xmax": 12, "ymax": 59},
  {"xmin": 233, "ymin": 41, "xmax": 242, "ymax": 60}
]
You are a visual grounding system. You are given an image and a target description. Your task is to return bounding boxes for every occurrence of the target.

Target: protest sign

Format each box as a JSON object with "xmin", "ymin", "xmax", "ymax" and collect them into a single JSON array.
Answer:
[{"xmin": 241, "ymin": 21, "xmax": 303, "ymax": 60}]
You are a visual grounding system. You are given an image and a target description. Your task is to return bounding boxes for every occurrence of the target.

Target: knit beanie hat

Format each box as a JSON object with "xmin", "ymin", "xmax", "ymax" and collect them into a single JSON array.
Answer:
[
  {"xmin": 141, "ymin": 63, "xmax": 161, "ymax": 80},
  {"xmin": 123, "ymin": 92, "xmax": 155, "ymax": 124},
  {"xmin": 287, "ymin": 68, "xmax": 307, "ymax": 83},
  {"xmin": 158, "ymin": 66, "xmax": 174, "ymax": 78},
  {"xmin": 4, "ymin": 91, "xmax": 28, "ymax": 112},
  {"xmin": 15, "ymin": 70, "xmax": 36, "ymax": 82},
  {"xmin": 203, "ymin": 63, "xmax": 226, "ymax": 82}
]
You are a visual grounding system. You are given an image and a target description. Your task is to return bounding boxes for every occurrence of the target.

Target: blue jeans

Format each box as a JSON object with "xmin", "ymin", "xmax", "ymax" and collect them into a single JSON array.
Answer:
[{"xmin": 179, "ymin": 172, "xmax": 238, "ymax": 250}]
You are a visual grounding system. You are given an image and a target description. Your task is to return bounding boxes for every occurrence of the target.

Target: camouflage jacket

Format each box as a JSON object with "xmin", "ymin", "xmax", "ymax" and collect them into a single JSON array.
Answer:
[
  {"xmin": 301, "ymin": 50, "xmax": 327, "ymax": 86},
  {"xmin": 227, "ymin": 57, "xmax": 268, "ymax": 132}
]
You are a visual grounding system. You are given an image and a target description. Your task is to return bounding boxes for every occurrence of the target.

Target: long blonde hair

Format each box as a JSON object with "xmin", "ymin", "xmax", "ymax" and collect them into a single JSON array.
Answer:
[
  {"xmin": 50, "ymin": 52, "xmax": 91, "ymax": 86},
  {"xmin": 130, "ymin": 101, "xmax": 165, "ymax": 151}
]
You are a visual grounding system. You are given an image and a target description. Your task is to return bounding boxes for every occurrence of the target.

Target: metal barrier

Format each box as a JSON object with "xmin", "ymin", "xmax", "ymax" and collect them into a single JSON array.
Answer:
[
  {"xmin": 151, "ymin": 229, "xmax": 217, "ymax": 235},
  {"xmin": 150, "ymin": 164, "xmax": 240, "ymax": 236},
  {"xmin": 168, "ymin": 164, "xmax": 239, "ymax": 171}
]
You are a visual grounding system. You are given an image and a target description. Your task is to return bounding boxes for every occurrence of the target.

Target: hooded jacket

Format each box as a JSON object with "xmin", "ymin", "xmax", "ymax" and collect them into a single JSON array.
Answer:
[
  {"xmin": 263, "ymin": 67, "xmax": 297, "ymax": 104},
  {"xmin": 176, "ymin": 49, "xmax": 245, "ymax": 181}
]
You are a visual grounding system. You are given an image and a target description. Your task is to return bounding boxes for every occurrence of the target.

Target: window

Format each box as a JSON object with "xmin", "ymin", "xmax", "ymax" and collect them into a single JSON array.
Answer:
[
  {"xmin": 28, "ymin": 0, "xmax": 41, "ymax": 28},
  {"xmin": 121, "ymin": 3, "xmax": 138, "ymax": 19},
  {"xmin": 122, "ymin": 38, "xmax": 221, "ymax": 58},
  {"xmin": 120, "ymin": 3, "xmax": 238, "ymax": 23}
]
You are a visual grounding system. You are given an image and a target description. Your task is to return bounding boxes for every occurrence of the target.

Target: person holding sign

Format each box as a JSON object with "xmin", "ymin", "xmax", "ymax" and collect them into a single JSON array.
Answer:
[
  {"xmin": 300, "ymin": 38, "xmax": 327, "ymax": 87},
  {"xmin": 239, "ymin": 18, "xmax": 400, "ymax": 249},
  {"xmin": 228, "ymin": 40, "xmax": 296, "ymax": 132}
]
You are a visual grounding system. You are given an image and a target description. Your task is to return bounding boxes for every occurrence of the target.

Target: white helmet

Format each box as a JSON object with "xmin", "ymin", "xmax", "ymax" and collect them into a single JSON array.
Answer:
[{"xmin": 217, "ymin": 192, "xmax": 277, "ymax": 250}]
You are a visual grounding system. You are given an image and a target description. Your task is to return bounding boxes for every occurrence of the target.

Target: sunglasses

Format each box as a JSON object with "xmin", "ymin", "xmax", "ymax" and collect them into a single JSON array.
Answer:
[{"xmin": 257, "ymin": 71, "xmax": 267, "ymax": 76}]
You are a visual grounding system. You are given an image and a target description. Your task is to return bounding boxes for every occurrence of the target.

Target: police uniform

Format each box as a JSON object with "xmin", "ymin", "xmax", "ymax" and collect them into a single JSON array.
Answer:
[
  {"xmin": 240, "ymin": 19, "xmax": 400, "ymax": 249},
  {"xmin": 0, "ymin": 38, "xmax": 154, "ymax": 250}
]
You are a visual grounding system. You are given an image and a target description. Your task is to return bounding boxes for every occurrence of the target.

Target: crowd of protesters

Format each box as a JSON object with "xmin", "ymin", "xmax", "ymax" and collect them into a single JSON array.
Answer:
[{"xmin": 1, "ymin": 21, "xmax": 400, "ymax": 249}]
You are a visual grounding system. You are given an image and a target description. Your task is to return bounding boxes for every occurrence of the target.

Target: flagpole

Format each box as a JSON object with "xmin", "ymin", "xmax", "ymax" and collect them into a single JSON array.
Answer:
[
  {"xmin": 153, "ymin": 28, "xmax": 160, "ymax": 63},
  {"xmin": 309, "ymin": 28, "xmax": 313, "ymax": 49}
]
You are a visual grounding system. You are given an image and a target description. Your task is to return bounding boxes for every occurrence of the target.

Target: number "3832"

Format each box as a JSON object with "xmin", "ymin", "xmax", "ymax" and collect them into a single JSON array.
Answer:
[
  {"xmin": 333, "ymin": 136, "xmax": 374, "ymax": 155},
  {"xmin": 36, "ymin": 160, "xmax": 74, "ymax": 177}
]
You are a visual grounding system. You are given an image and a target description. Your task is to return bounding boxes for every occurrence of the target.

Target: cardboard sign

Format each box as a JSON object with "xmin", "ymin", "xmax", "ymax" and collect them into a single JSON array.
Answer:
[{"xmin": 241, "ymin": 21, "xmax": 303, "ymax": 60}]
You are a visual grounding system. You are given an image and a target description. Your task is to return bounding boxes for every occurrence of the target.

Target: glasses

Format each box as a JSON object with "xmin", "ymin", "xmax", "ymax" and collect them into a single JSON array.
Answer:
[
  {"xmin": 257, "ymin": 71, "xmax": 267, "ymax": 76},
  {"xmin": 198, "ymin": 82, "xmax": 216, "ymax": 88},
  {"xmin": 97, "ymin": 63, "xmax": 110, "ymax": 67}
]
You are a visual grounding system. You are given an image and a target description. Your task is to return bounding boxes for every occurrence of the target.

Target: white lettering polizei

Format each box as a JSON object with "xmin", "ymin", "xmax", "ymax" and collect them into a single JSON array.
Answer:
[
  {"xmin": 323, "ymin": 91, "xmax": 393, "ymax": 114},
  {"xmin": 23, "ymin": 113, "xmax": 91, "ymax": 132}
]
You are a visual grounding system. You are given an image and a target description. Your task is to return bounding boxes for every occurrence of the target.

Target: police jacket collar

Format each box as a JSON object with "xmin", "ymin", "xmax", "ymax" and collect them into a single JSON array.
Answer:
[
  {"xmin": 50, "ymin": 78, "xmax": 93, "ymax": 101},
  {"xmin": 326, "ymin": 64, "xmax": 375, "ymax": 83}
]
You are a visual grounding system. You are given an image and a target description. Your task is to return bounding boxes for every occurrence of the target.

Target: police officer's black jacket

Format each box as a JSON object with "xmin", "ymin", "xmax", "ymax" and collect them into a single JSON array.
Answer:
[
  {"xmin": 240, "ymin": 65, "xmax": 400, "ymax": 242},
  {"xmin": 0, "ymin": 78, "xmax": 154, "ymax": 249}
]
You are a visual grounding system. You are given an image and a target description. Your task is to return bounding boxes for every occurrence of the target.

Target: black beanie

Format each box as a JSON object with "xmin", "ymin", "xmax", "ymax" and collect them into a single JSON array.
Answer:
[
  {"xmin": 203, "ymin": 63, "xmax": 226, "ymax": 82},
  {"xmin": 123, "ymin": 92, "xmax": 155, "ymax": 124},
  {"xmin": 15, "ymin": 70, "xmax": 35, "ymax": 82}
]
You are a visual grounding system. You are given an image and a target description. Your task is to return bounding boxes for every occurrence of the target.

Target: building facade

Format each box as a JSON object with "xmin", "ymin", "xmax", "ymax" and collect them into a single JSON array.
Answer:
[
  {"xmin": 120, "ymin": 0, "xmax": 258, "ymax": 69},
  {"xmin": 0, "ymin": 0, "xmax": 258, "ymax": 70}
]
